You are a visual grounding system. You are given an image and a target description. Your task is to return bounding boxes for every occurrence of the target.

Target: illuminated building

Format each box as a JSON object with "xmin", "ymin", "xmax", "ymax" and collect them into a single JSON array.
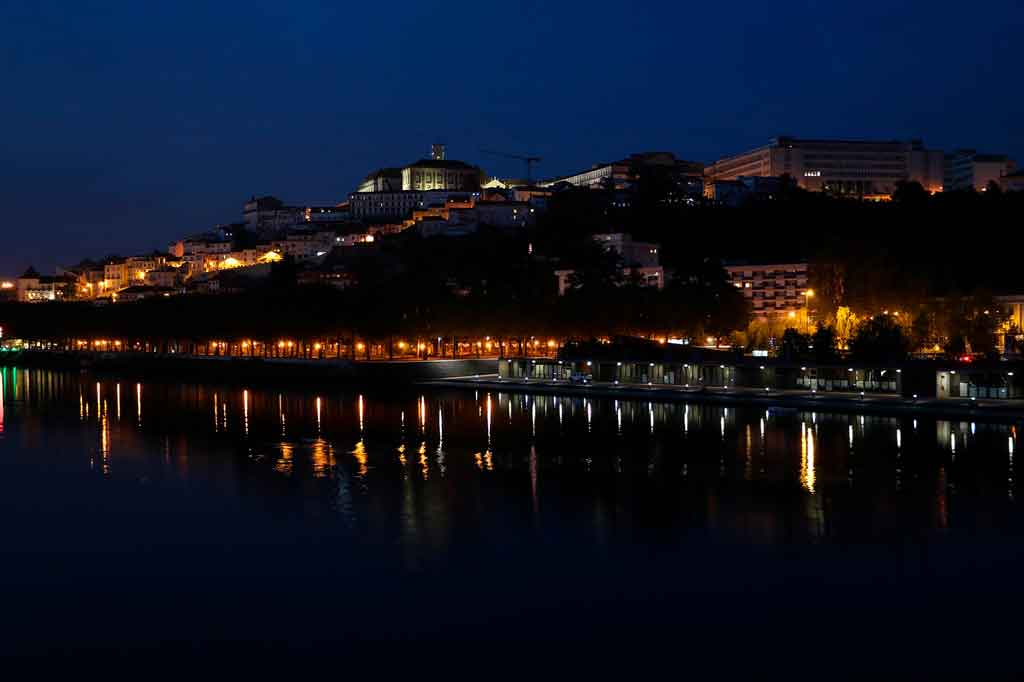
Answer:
[
  {"xmin": 724, "ymin": 261, "xmax": 810, "ymax": 318},
  {"xmin": 401, "ymin": 158, "xmax": 481, "ymax": 192},
  {"xmin": 351, "ymin": 145, "xmax": 483, "ymax": 220},
  {"xmin": 400, "ymin": 144, "xmax": 481, "ymax": 192},
  {"xmin": 103, "ymin": 259, "xmax": 129, "ymax": 292},
  {"xmin": 15, "ymin": 267, "xmax": 75, "ymax": 302},
  {"xmin": 705, "ymin": 136, "xmax": 945, "ymax": 198},
  {"xmin": 357, "ymin": 168, "xmax": 402, "ymax": 193},
  {"xmin": 348, "ymin": 190, "xmax": 475, "ymax": 221},
  {"xmin": 144, "ymin": 267, "xmax": 180, "ymax": 288},
  {"xmin": 944, "ymin": 150, "xmax": 1018, "ymax": 192},
  {"xmin": 56, "ymin": 261, "xmax": 106, "ymax": 298},
  {"xmin": 125, "ymin": 252, "xmax": 168, "ymax": 283}
]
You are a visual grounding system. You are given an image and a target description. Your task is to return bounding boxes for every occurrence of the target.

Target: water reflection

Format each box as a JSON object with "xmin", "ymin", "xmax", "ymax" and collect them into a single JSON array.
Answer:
[{"xmin": 1, "ymin": 368, "xmax": 1023, "ymax": 549}]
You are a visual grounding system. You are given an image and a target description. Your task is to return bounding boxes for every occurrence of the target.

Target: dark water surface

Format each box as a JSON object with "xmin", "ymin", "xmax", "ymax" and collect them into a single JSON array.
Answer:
[{"xmin": 2, "ymin": 366, "xmax": 1023, "ymax": 676}]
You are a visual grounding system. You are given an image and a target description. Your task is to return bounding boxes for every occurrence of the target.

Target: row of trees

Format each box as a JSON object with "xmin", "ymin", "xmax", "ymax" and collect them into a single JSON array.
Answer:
[{"xmin": 776, "ymin": 316, "xmax": 913, "ymax": 364}]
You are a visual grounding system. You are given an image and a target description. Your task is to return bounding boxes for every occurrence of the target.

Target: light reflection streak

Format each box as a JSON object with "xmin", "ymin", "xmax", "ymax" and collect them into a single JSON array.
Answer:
[
  {"xmin": 745, "ymin": 424, "xmax": 752, "ymax": 481},
  {"xmin": 243, "ymin": 390, "xmax": 249, "ymax": 437},
  {"xmin": 136, "ymin": 383, "xmax": 142, "ymax": 426},
  {"xmin": 316, "ymin": 396, "xmax": 322, "ymax": 433},
  {"xmin": 352, "ymin": 439, "xmax": 368, "ymax": 478},
  {"xmin": 800, "ymin": 422, "xmax": 816, "ymax": 494},
  {"xmin": 358, "ymin": 395, "xmax": 364, "ymax": 433},
  {"xmin": 486, "ymin": 394, "xmax": 492, "ymax": 445},
  {"xmin": 311, "ymin": 439, "xmax": 330, "ymax": 477},
  {"xmin": 100, "ymin": 403, "xmax": 110, "ymax": 476},
  {"xmin": 278, "ymin": 394, "xmax": 285, "ymax": 437},
  {"xmin": 275, "ymin": 442, "xmax": 293, "ymax": 476},
  {"xmin": 418, "ymin": 442, "xmax": 428, "ymax": 479},
  {"xmin": 436, "ymin": 408, "xmax": 445, "ymax": 477},
  {"xmin": 115, "ymin": 383, "xmax": 121, "ymax": 421},
  {"xmin": 1010, "ymin": 435, "xmax": 1016, "ymax": 501}
]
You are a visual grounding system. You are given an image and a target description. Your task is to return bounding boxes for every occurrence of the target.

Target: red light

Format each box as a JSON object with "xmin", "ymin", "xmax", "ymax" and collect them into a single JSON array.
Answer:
[{"xmin": 960, "ymin": 355, "xmax": 972, "ymax": 363}]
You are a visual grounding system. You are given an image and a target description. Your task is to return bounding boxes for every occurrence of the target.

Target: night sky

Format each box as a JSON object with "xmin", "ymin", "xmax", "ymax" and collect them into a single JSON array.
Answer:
[{"xmin": 2, "ymin": 0, "xmax": 1022, "ymax": 275}]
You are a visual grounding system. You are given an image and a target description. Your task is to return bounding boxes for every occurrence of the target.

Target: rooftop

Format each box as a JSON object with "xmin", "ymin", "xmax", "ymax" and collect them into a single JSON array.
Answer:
[{"xmin": 406, "ymin": 159, "xmax": 478, "ymax": 170}]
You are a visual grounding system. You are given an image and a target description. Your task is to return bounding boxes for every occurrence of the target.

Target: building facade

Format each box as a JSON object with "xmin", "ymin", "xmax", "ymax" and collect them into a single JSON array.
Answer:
[
  {"xmin": 542, "ymin": 152, "xmax": 703, "ymax": 192},
  {"xmin": 348, "ymin": 190, "xmax": 476, "ymax": 221},
  {"xmin": 243, "ymin": 196, "xmax": 304, "ymax": 232},
  {"xmin": 704, "ymin": 176, "xmax": 786, "ymax": 205},
  {"xmin": 705, "ymin": 137, "xmax": 945, "ymax": 198},
  {"xmin": 401, "ymin": 159, "xmax": 481, "ymax": 192},
  {"xmin": 724, "ymin": 261, "xmax": 811, "ymax": 318},
  {"xmin": 944, "ymin": 150, "xmax": 1017, "ymax": 192},
  {"xmin": 15, "ymin": 267, "xmax": 74, "ymax": 302},
  {"xmin": 356, "ymin": 168, "xmax": 402, "ymax": 193}
]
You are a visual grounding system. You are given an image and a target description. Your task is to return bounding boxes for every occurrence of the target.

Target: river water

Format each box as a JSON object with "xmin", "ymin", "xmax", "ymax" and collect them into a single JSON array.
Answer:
[{"xmin": 1, "ymin": 366, "xmax": 1022, "ymax": 674}]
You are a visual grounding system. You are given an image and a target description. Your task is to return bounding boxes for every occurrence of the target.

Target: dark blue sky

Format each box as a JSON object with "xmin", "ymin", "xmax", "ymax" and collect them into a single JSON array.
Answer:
[{"xmin": 2, "ymin": 0, "xmax": 1022, "ymax": 274}]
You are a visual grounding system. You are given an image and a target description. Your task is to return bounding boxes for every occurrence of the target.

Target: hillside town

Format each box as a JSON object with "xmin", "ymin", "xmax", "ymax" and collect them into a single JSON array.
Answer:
[{"xmin": 4, "ymin": 137, "xmax": 1020, "ymax": 309}]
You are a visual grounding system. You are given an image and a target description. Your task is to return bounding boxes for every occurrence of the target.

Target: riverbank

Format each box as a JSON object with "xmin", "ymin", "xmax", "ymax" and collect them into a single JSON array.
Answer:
[
  {"xmin": 2, "ymin": 350, "xmax": 498, "ymax": 385},
  {"xmin": 425, "ymin": 376, "xmax": 1024, "ymax": 421}
]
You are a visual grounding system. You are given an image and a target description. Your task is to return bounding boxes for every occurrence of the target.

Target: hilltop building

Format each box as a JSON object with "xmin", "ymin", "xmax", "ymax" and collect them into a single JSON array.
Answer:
[
  {"xmin": 542, "ymin": 152, "xmax": 703, "ymax": 192},
  {"xmin": 705, "ymin": 136, "xmax": 945, "ymax": 198},
  {"xmin": 944, "ymin": 150, "xmax": 1018, "ymax": 192}
]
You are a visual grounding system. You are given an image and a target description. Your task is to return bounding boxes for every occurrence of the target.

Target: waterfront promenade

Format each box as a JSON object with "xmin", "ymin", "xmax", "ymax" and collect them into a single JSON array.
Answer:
[
  {"xmin": 430, "ymin": 375, "xmax": 1024, "ymax": 421},
  {"xmin": 3, "ymin": 349, "xmax": 498, "ymax": 383}
]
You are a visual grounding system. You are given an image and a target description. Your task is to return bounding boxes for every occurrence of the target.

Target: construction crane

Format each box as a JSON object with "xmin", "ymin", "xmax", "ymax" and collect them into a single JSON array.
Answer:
[{"xmin": 480, "ymin": 149, "xmax": 542, "ymax": 184}]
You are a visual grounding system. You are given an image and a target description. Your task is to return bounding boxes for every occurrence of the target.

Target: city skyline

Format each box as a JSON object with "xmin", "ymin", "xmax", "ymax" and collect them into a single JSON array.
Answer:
[{"xmin": 3, "ymin": 1, "xmax": 1023, "ymax": 274}]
